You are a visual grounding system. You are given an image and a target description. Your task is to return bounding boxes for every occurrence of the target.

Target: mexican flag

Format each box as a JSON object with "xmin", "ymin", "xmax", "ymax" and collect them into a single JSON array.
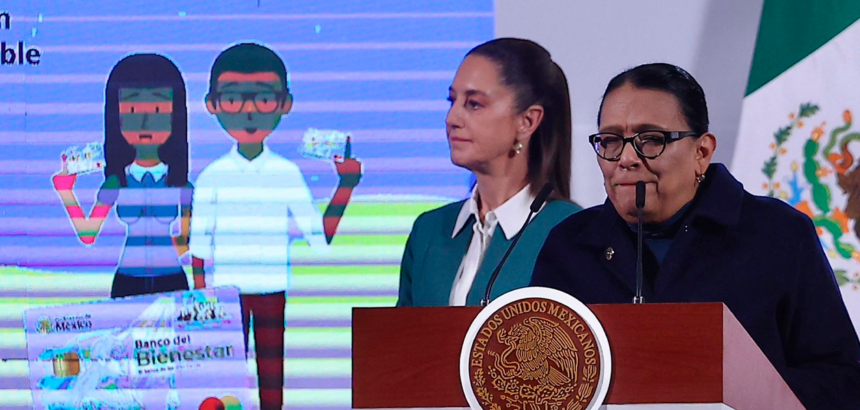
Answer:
[{"xmin": 732, "ymin": 0, "xmax": 860, "ymax": 336}]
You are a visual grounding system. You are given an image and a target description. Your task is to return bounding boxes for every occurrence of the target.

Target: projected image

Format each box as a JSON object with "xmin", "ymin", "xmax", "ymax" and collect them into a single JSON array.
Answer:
[
  {"xmin": 0, "ymin": 1, "xmax": 492, "ymax": 409},
  {"xmin": 25, "ymin": 288, "xmax": 254, "ymax": 410},
  {"xmin": 189, "ymin": 42, "xmax": 362, "ymax": 409},
  {"xmin": 51, "ymin": 53, "xmax": 193, "ymax": 299}
]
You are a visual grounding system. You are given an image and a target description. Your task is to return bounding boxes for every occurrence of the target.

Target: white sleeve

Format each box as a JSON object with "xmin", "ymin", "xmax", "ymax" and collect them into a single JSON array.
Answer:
[
  {"xmin": 189, "ymin": 169, "xmax": 216, "ymax": 260},
  {"xmin": 283, "ymin": 164, "xmax": 330, "ymax": 253}
]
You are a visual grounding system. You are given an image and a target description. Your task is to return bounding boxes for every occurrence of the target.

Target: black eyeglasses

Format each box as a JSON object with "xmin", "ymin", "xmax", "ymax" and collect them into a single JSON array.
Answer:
[
  {"xmin": 588, "ymin": 130, "xmax": 699, "ymax": 161},
  {"xmin": 210, "ymin": 91, "xmax": 288, "ymax": 114}
]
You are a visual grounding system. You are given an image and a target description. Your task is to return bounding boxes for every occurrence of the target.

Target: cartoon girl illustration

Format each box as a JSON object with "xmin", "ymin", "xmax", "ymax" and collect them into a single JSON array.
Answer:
[{"xmin": 51, "ymin": 54, "xmax": 192, "ymax": 298}]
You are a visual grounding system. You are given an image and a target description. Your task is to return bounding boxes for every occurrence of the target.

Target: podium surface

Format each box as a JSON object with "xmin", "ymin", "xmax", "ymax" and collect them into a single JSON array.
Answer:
[{"xmin": 352, "ymin": 303, "xmax": 803, "ymax": 410}]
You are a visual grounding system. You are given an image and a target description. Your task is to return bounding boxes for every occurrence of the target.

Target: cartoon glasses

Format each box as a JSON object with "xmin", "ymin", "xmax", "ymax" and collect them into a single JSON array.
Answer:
[{"xmin": 212, "ymin": 91, "xmax": 287, "ymax": 114}]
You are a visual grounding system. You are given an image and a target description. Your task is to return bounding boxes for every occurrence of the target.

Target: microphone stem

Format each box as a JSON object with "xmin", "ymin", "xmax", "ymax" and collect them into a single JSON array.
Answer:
[
  {"xmin": 481, "ymin": 210, "xmax": 534, "ymax": 306},
  {"xmin": 634, "ymin": 206, "xmax": 644, "ymax": 304},
  {"xmin": 480, "ymin": 182, "xmax": 553, "ymax": 307}
]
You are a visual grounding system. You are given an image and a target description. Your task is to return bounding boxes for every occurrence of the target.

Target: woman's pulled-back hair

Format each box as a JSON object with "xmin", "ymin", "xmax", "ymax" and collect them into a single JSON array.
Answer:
[
  {"xmin": 466, "ymin": 38, "xmax": 572, "ymax": 200},
  {"xmin": 597, "ymin": 62, "xmax": 709, "ymax": 136}
]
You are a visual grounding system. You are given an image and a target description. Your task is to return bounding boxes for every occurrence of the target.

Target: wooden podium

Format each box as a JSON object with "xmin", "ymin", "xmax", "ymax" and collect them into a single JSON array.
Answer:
[{"xmin": 353, "ymin": 303, "xmax": 804, "ymax": 410}]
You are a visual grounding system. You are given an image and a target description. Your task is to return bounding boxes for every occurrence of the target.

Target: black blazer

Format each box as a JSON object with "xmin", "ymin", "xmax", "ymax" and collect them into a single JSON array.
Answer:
[{"xmin": 531, "ymin": 163, "xmax": 860, "ymax": 410}]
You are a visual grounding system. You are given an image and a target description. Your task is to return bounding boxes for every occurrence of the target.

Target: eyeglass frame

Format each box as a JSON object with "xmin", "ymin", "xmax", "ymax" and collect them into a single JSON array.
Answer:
[
  {"xmin": 207, "ymin": 90, "xmax": 291, "ymax": 114},
  {"xmin": 587, "ymin": 130, "xmax": 700, "ymax": 161}
]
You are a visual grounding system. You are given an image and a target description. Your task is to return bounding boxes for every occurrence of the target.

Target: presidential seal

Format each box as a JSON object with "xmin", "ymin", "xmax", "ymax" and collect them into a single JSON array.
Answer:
[{"xmin": 460, "ymin": 287, "xmax": 611, "ymax": 410}]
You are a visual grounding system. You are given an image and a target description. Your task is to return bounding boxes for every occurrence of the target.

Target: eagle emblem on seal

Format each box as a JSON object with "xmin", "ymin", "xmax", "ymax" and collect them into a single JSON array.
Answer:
[{"xmin": 489, "ymin": 317, "xmax": 579, "ymax": 387}]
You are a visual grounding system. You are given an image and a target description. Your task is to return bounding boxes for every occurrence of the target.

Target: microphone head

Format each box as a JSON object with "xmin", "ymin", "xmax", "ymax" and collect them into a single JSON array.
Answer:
[
  {"xmin": 636, "ymin": 181, "xmax": 646, "ymax": 209},
  {"xmin": 531, "ymin": 183, "xmax": 554, "ymax": 212}
]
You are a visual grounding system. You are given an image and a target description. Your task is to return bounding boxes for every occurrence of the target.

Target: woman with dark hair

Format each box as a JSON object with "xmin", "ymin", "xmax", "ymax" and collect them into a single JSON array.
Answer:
[
  {"xmin": 52, "ymin": 53, "xmax": 193, "ymax": 298},
  {"xmin": 531, "ymin": 63, "xmax": 860, "ymax": 409},
  {"xmin": 396, "ymin": 38, "xmax": 581, "ymax": 307}
]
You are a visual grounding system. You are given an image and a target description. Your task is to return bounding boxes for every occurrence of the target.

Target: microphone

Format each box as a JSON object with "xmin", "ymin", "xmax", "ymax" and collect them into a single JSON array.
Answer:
[
  {"xmin": 633, "ymin": 181, "xmax": 646, "ymax": 304},
  {"xmin": 481, "ymin": 183, "xmax": 554, "ymax": 306}
]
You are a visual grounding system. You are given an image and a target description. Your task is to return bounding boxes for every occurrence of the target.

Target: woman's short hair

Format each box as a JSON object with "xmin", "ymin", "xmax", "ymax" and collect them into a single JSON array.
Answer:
[
  {"xmin": 466, "ymin": 38, "xmax": 572, "ymax": 200},
  {"xmin": 598, "ymin": 63, "xmax": 709, "ymax": 136}
]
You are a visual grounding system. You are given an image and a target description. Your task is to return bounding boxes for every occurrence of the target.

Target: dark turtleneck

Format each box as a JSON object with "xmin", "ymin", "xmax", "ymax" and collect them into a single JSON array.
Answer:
[{"xmin": 626, "ymin": 200, "xmax": 693, "ymax": 290}]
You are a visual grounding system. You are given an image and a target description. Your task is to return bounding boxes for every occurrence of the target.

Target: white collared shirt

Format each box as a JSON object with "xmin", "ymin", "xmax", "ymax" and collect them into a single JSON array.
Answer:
[
  {"xmin": 189, "ymin": 144, "xmax": 329, "ymax": 294},
  {"xmin": 127, "ymin": 161, "xmax": 168, "ymax": 183},
  {"xmin": 449, "ymin": 184, "xmax": 535, "ymax": 306}
]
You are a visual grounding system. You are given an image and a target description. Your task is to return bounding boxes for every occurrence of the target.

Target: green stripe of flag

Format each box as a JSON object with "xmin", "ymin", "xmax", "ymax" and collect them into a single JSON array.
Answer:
[{"xmin": 747, "ymin": 0, "xmax": 860, "ymax": 95}]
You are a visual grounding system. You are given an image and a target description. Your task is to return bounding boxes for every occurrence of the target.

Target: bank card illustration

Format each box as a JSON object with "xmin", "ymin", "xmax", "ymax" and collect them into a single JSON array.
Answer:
[
  {"xmin": 24, "ymin": 287, "xmax": 254, "ymax": 410},
  {"xmin": 61, "ymin": 142, "xmax": 106, "ymax": 176},
  {"xmin": 300, "ymin": 128, "xmax": 349, "ymax": 160}
]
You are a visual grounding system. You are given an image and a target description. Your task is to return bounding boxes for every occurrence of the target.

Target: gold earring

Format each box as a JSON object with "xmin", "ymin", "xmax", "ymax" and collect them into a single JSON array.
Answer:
[
  {"xmin": 696, "ymin": 174, "xmax": 706, "ymax": 184},
  {"xmin": 514, "ymin": 142, "xmax": 524, "ymax": 155}
]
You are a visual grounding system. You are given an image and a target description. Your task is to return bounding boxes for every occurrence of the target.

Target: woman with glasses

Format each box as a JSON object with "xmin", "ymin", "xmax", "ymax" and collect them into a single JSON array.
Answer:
[
  {"xmin": 396, "ymin": 38, "xmax": 581, "ymax": 307},
  {"xmin": 531, "ymin": 63, "xmax": 860, "ymax": 409}
]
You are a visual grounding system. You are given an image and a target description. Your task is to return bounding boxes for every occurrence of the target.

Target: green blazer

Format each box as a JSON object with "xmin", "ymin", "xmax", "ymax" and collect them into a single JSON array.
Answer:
[{"xmin": 396, "ymin": 199, "xmax": 581, "ymax": 307}]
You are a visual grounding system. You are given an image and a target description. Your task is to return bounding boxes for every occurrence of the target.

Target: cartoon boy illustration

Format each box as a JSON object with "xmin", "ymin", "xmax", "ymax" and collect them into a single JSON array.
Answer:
[{"xmin": 189, "ymin": 43, "xmax": 361, "ymax": 409}]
